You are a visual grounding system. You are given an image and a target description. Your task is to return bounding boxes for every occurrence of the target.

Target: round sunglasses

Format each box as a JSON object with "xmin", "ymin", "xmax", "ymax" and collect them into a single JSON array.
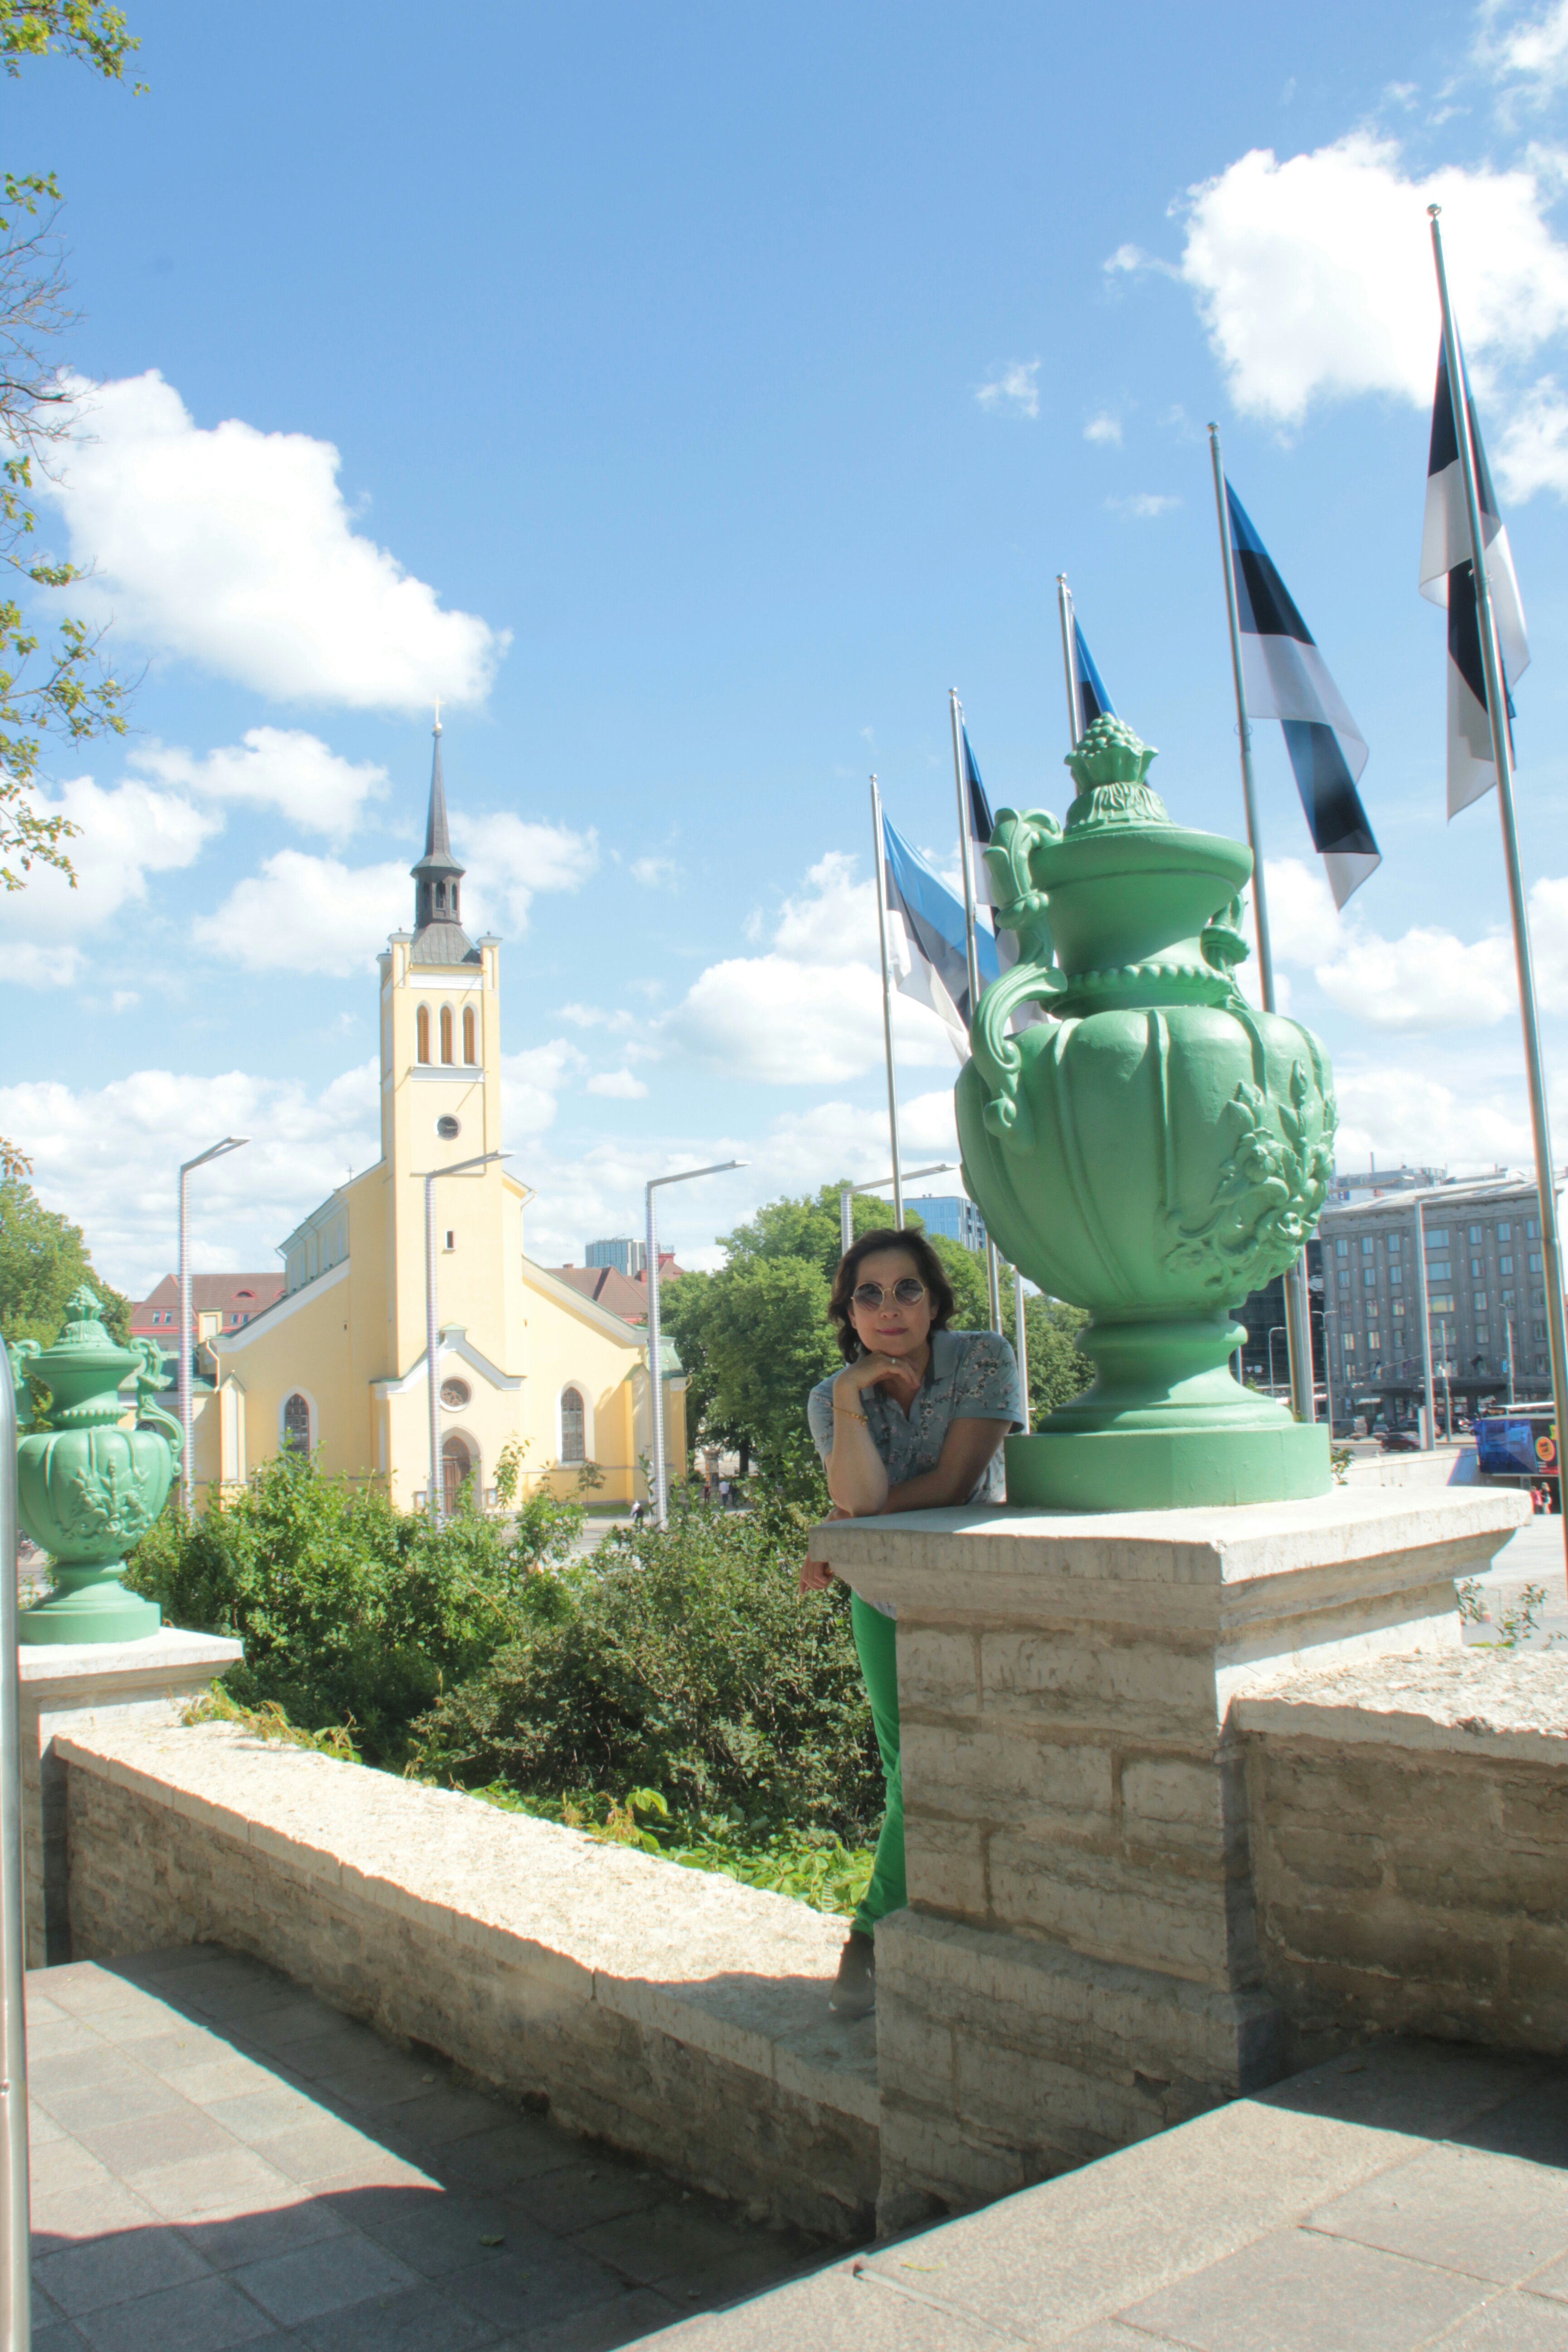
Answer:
[{"xmin": 850, "ymin": 1278, "xmax": 928, "ymax": 1310}]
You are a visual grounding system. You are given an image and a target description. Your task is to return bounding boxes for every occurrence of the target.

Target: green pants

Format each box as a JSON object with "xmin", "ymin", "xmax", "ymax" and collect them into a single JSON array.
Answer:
[{"xmin": 851, "ymin": 1593, "xmax": 905, "ymax": 1936}]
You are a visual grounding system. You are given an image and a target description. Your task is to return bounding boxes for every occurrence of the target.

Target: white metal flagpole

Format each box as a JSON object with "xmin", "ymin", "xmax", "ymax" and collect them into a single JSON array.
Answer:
[
  {"xmin": 1429, "ymin": 204, "xmax": 1568, "ymax": 1577},
  {"xmin": 870, "ymin": 776, "xmax": 905, "ymax": 1232},
  {"xmin": 1056, "ymin": 574, "xmax": 1083, "ymax": 748},
  {"xmin": 1207, "ymin": 426, "xmax": 1317, "ymax": 1428},
  {"xmin": 949, "ymin": 691, "xmax": 1004, "ymax": 1335}
]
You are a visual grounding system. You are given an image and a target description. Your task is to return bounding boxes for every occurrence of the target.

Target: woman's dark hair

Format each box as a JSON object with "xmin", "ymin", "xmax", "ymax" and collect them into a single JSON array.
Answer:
[{"xmin": 828, "ymin": 1227, "xmax": 956, "ymax": 1364}]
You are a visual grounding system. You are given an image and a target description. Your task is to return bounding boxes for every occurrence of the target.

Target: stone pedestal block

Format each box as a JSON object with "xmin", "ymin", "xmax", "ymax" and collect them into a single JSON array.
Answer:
[
  {"xmin": 813, "ymin": 1482, "xmax": 1530, "ymax": 2230},
  {"xmin": 17, "ymin": 1627, "xmax": 242, "ymax": 1966}
]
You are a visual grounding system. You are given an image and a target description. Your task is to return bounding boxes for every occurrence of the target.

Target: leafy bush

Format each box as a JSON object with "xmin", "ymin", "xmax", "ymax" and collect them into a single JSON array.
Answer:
[
  {"xmin": 126, "ymin": 1452, "xmax": 583, "ymax": 1765},
  {"xmin": 410, "ymin": 1486, "xmax": 881, "ymax": 1843}
]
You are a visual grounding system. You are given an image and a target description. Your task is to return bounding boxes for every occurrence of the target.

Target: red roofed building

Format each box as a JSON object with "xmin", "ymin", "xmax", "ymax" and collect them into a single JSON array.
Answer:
[
  {"xmin": 549, "ymin": 1253, "xmax": 687, "ymax": 1327},
  {"xmin": 131, "ymin": 1273, "xmax": 285, "ymax": 1347}
]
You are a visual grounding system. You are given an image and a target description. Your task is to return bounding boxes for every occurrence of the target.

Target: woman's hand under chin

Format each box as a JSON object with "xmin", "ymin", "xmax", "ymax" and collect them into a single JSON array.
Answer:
[{"xmin": 839, "ymin": 1352, "xmax": 921, "ymax": 1407}]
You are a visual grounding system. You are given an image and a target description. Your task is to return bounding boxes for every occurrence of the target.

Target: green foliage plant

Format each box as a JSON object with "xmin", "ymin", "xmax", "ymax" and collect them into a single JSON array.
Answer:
[
  {"xmin": 0, "ymin": 1171, "xmax": 130, "ymax": 1348},
  {"xmin": 125, "ymin": 1450, "xmax": 583, "ymax": 1765},
  {"xmin": 182, "ymin": 1682, "xmax": 359, "ymax": 1761},
  {"xmin": 409, "ymin": 1485, "xmax": 880, "ymax": 1843}
]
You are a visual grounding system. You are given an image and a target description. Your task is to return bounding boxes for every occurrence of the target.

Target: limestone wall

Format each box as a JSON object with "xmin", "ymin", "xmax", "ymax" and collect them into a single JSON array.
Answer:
[
  {"xmin": 1237, "ymin": 1650, "xmax": 1568, "ymax": 2064},
  {"xmin": 53, "ymin": 1718, "xmax": 877, "ymax": 2239}
]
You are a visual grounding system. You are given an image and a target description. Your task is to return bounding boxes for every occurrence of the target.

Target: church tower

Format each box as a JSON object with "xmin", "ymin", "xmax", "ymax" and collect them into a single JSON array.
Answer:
[{"xmin": 377, "ymin": 720, "xmax": 517, "ymax": 1382}]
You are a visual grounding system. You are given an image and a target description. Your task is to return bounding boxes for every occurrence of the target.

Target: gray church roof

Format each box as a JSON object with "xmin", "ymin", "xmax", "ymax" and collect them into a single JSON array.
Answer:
[{"xmin": 410, "ymin": 722, "xmax": 480, "ymax": 965}]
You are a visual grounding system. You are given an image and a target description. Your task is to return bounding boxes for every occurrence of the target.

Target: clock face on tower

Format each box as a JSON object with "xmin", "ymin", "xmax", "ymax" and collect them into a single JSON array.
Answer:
[{"xmin": 437, "ymin": 1116, "xmax": 460, "ymax": 1139}]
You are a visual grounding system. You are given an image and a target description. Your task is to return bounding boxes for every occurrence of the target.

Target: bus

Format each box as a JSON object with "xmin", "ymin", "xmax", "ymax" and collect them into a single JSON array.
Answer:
[{"xmin": 1473, "ymin": 1403, "xmax": 1559, "ymax": 1504}]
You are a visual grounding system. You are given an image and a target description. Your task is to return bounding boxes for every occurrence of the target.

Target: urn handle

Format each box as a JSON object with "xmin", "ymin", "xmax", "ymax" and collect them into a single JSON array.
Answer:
[
  {"xmin": 974, "ymin": 809, "xmax": 1066, "ymax": 1143},
  {"xmin": 130, "ymin": 1335, "xmax": 184, "ymax": 1462}
]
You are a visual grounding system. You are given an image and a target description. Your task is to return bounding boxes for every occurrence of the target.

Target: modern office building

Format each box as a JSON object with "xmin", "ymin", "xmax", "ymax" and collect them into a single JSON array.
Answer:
[
  {"xmin": 906, "ymin": 1194, "xmax": 988, "ymax": 1254},
  {"xmin": 1318, "ymin": 1173, "xmax": 1564, "ymax": 1426},
  {"xmin": 1235, "ymin": 1241, "xmax": 1326, "ymax": 1399},
  {"xmin": 586, "ymin": 1237, "xmax": 647, "ymax": 1278}
]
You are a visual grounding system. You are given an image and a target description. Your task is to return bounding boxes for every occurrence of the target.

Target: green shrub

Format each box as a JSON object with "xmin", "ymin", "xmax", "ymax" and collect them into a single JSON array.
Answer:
[
  {"xmin": 126, "ymin": 1453, "xmax": 583, "ymax": 1765},
  {"xmin": 410, "ymin": 1487, "xmax": 881, "ymax": 1842}
]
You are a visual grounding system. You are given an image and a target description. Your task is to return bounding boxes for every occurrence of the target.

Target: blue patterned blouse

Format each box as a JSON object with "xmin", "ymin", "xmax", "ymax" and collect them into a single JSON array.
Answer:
[{"xmin": 807, "ymin": 1329, "xmax": 1024, "ymax": 1616}]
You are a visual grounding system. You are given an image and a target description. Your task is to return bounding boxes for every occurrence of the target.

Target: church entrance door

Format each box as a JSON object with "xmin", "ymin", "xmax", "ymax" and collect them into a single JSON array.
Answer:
[{"xmin": 442, "ymin": 1432, "xmax": 473, "ymax": 1516}]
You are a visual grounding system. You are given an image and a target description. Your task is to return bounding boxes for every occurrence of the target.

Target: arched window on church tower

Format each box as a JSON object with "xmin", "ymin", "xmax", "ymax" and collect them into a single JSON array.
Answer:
[
  {"xmin": 463, "ymin": 1005, "xmax": 477, "ymax": 1065},
  {"xmin": 440, "ymin": 1004, "xmax": 454, "ymax": 1063},
  {"xmin": 416, "ymin": 1004, "xmax": 431, "ymax": 1063}
]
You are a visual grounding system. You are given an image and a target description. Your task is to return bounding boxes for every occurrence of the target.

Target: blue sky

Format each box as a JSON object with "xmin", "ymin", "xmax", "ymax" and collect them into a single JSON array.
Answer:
[{"xmin": 8, "ymin": 0, "xmax": 1568, "ymax": 1289}]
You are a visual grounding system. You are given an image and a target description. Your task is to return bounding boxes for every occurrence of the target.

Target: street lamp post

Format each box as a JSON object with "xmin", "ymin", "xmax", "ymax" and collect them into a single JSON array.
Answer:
[
  {"xmin": 646, "ymin": 1161, "xmax": 746, "ymax": 1525},
  {"xmin": 1267, "ymin": 1324, "xmax": 1287, "ymax": 1398},
  {"xmin": 178, "ymin": 1137, "xmax": 249, "ymax": 1511},
  {"xmin": 417, "ymin": 1149, "xmax": 509, "ymax": 1528}
]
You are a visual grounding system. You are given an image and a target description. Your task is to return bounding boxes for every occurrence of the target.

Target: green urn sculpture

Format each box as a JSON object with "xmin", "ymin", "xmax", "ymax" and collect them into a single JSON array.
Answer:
[
  {"xmin": 9, "ymin": 1287, "xmax": 180, "ymax": 1643},
  {"xmin": 958, "ymin": 715, "xmax": 1335, "ymax": 1509}
]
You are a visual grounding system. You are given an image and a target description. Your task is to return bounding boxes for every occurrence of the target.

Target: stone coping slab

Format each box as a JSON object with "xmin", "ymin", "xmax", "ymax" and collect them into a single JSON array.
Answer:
[
  {"xmin": 1235, "ymin": 1646, "xmax": 1568, "ymax": 1766},
  {"xmin": 52, "ymin": 1719, "xmax": 877, "ymax": 2131},
  {"xmin": 19, "ymin": 1625, "xmax": 244, "ymax": 1695},
  {"xmin": 809, "ymin": 1484, "xmax": 1530, "ymax": 1604},
  {"xmin": 640, "ymin": 2039, "xmax": 1567, "ymax": 2349}
]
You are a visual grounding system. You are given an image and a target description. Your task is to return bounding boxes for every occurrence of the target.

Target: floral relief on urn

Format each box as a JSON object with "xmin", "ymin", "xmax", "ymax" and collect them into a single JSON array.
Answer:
[
  {"xmin": 9, "ymin": 1286, "xmax": 180, "ymax": 1643},
  {"xmin": 956, "ymin": 715, "xmax": 1336, "ymax": 1510}
]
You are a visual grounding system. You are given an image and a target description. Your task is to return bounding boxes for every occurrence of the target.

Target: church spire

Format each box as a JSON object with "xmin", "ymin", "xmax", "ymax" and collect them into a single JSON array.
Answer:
[{"xmin": 410, "ymin": 710, "xmax": 479, "ymax": 965}]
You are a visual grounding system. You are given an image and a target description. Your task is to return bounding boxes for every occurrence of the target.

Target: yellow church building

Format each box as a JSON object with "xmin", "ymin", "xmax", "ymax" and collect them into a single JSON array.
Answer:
[{"xmin": 206, "ymin": 727, "xmax": 683, "ymax": 1512}]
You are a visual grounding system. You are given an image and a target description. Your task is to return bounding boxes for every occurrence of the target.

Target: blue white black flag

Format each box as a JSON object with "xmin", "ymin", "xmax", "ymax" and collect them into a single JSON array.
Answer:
[
  {"xmin": 959, "ymin": 725, "xmax": 1001, "ymax": 911},
  {"xmin": 1225, "ymin": 480, "xmax": 1380, "ymax": 909},
  {"xmin": 1073, "ymin": 618, "xmax": 1115, "ymax": 732},
  {"xmin": 1419, "ymin": 340, "xmax": 1529, "ymax": 819},
  {"xmin": 882, "ymin": 811, "xmax": 998, "ymax": 1061}
]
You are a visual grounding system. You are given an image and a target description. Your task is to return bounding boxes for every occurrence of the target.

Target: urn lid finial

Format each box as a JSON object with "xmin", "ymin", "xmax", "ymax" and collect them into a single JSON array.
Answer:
[{"xmin": 1063, "ymin": 716, "xmax": 1170, "ymax": 833}]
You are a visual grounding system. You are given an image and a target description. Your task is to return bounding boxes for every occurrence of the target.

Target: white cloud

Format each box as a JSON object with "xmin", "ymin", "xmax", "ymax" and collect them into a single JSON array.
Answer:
[
  {"xmin": 1084, "ymin": 413, "xmax": 1123, "ymax": 445},
  {"xmin": 0, "ymin": 1060, "xmax": 381, "ymax": 1295},
  {"xmin": 44, "ymin": 371, "xmax": 507, "ymax": 709},
  {"xmin": 1332, "ymin": 1059, "xmax": 1534, "ymax": 1174},
  {"xmin": 1480, "ymin": 0, "xmax": 1568, "ymax": 99},
  {"xmin": 453, "ymin": 812, "xmax": 598, "ymax": 936},
  {"xmin": 1178, "ymin": 134, "xmax": 1568, "ymax": 428},
  {"xmin": 630, "ymin": 855, "xmax": 679, "ymax": 890},
  {"xmin": 133, "ymin": 729, "xmax": 387, "ymax": 838},
  {"xmin": 975, "ymin": 361, "xmax": 1040, "ymax": 419},
  {"xmin": 0, "ymin": 774, "xmax": 220, "ymax": 982},
  {"xmin": 501, "ymin": 1042, "xmax": 586, "ymax": 1139},
  {"xmin": 587, "ymin": 1068, "xmax": 650, "ymax": 1100},
  {"xmin": 1261, "ymin": 854, "xmax": 1525, "ymax": 1031},
  {"xmin": 191, "ymin": 851, "xmax": 408, "ymax": 976},
  {"xmin": 1106, "ymin": 493, "xmax": 1181, "ymax": 518},
  {"xmin": 190, "ymin": 811, "xmax": 597, "ymax": 975},
  {"xmin": 669, "ymin": 851, "xmax": 954, "ymax": 1082},
  {"xmin": 1495, "ymin": 373, "xmax": 1568, "ymax": 498}
]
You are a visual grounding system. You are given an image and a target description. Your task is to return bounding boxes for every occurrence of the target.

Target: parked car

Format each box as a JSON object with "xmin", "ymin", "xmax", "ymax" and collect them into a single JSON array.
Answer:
[{"xmin": 1378, "ymin": 1432, "xmax": 1421, "ymax": 1452}]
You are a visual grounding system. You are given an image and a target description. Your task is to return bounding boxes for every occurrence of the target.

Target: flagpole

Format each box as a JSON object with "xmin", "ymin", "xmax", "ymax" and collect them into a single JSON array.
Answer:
[
  {"xmin": 1208, "ymin": 423, "xmax": 1318, "ymax": 1427},
  {"xmin": 1013, "ymin": 1267, "xmax": 1031, "ymax": 1432},
  {"xmin": 1429, "ymin": 205, "xmax": 1568, "ymax": 1576},
  {"xmin": 949, "ymin": 690, "xmax": 1004, "ymax": 1334},
  {"xmin": 870, "ymin": 775, "xmax": 905, "ymax": 1231},
  {"xmin": 1055, "ymin": 575, "xmax": 1083, "ymax": 748}
]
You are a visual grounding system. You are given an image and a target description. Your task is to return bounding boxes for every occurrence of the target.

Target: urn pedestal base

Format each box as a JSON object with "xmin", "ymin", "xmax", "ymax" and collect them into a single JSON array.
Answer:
[
  {"xmin": 1004, "ymin": 1420, "xmax": 1330, "ymax": 1510},
  {"xmin": 19, "ymin": 1563, "xmax": 162, "ymax": 1646}
]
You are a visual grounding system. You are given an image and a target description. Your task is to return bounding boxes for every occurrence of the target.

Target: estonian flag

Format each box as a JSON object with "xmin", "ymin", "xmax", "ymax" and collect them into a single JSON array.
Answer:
[
  {"xmin": 1073, "ymin": 619, "xmax": 1115, "ymax": 732},
  {"xmin": 882, "ymin": 810, "xmax": 998, "ymax": 1061},
  {"xmin": 1225, "ymin": 480, "xmax": 1381, "ymax": 909},
  {"xmin": 1419, "ymin": 340, "xmax": 1529, "ymax": 819}
]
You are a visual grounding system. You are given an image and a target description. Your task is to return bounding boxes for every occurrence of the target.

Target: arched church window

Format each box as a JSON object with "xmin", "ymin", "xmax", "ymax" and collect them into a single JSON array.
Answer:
[
  {"xmin": 416, "ymin": 1005, "xmax": 431, "ymax": 1063},
  {"xmin": 560, "ymin": 1386, "xmax": 586, "ymax": 1464},
  {"xmin": 282, "ymin": 1392, "xmax": 311, "ymax": 1455},
  {"xmin": 463, "ymin": 1006, "xmax": 477, "ymax": 1064},
  {"xmin": 440, "ymin": 1004, "xmax": 454, "ymax": 1063}
]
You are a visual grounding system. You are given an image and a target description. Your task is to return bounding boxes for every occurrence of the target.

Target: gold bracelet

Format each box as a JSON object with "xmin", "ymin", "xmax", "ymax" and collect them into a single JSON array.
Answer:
[{"xmin": 833, "ymin": 1402, "xmax": 867, "ymax": 1423}]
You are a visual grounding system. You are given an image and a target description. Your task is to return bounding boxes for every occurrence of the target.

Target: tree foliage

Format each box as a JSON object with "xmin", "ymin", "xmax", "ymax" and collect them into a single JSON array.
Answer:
[
  {"xmin": 125, "ymin": 1450, "xmax": 583, "ymax": 1767},
  {"xmin": 0, "ymin": 0, "xmax": 142, "ymax": 893},
  {"xmin": 0, "ymin": 1171, "xmax": 129, "ymax": 1347},
  {"xmin": 411, "ymin": 1490, "xmax": 880, "ymax": 1842}
]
